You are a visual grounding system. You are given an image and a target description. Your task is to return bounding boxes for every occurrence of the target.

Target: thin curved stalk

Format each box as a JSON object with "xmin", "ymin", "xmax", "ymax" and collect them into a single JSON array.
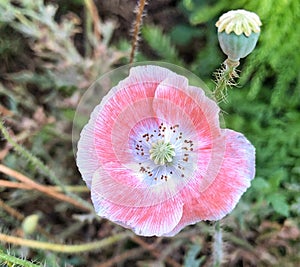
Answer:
[{"xmin": 0, "ymin": 232, "xmax": 132, "ymax": 253}]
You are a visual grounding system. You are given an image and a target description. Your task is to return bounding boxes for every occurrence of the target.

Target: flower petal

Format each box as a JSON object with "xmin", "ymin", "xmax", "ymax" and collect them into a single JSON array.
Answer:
[
  {"xmin": 77, "ymin": 104, "xmax": 103, "ymax": 188},
  {"xmin": 165, "ymin": 129, "xmax": 255, "ymax": 236},
  {"xmin": 91, "ymin": 169, "xmax": 184, "ymax": 236},
  {"xmin": 77, "ymin": 66, "xmax": 171, "ymax": 188},
  {"xmin": 154, "ymin": 82, "xmax": 226, "ymax": 192}
]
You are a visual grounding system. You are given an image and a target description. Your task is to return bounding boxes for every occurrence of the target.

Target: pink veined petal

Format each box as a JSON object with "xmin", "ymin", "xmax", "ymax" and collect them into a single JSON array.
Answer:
[
  {"xmin": 154, "ymin": 82, "xmax": 226, "ymax": 192},
  {"xmin": 90, "ymin": 162, "xmax": 187, "ymax": 207},
  {"xmin": 165, "ymin": 129, "xmax": 255, "ymax": 236},
  {"xmin": 77, "ymin": 104, "xmax": 103, "ymax": 188},
  {"xmin": 91, "ymin": 170, "xmax": 184, "ymax": 237},
  {"xmin": 154, "ymin": 81, "xmax": 221, "ymax": 141},
  {"xmin": 77, "ymin": 66, "xmax": 170, "ymax": 188},
  {"xmin": 92, "ymin": 66, "xmax": 178, "ymax": 168},
  {"xmin": 185, "ymin": 85, "xmax": 221, "ymax": 131},
  {"xmin": 118, "ymin": 65, "xmax": 174, "ymax": 89}
]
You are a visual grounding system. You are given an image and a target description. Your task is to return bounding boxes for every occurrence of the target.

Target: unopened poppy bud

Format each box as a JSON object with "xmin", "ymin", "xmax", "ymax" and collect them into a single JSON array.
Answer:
[{"xmin": 216, "ymin": 9, "xmax": 262, "ymax": 62}]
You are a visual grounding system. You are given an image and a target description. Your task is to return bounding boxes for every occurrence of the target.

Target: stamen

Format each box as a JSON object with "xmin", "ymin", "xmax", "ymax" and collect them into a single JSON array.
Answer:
[{"xmin": 149, "ymin": 140, "xmax": 176, "ymax": 166}]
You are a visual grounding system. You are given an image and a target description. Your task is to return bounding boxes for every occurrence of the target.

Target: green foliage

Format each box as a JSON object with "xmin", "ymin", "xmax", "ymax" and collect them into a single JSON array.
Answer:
[
  {"xmin": 142, "ymin": 25, "xmax": 184, "ymax": 66},
  {"xmin": 225, "ymin": 89, "xmax": 300, "ymax": 219},
  {"xmin": 170, "ymin": 24, "xmax": 203, "ymax": 46},
  {"xmin": 184, "ymin": 244, "xmax": 205, "ymax": 267},
  {"xmin": 182, "ymin": 0, "xmax": 300, "ymax": 107},
  {"xmin": 0, "ymin": 28, "xmax": 23, "ymax": 61}
]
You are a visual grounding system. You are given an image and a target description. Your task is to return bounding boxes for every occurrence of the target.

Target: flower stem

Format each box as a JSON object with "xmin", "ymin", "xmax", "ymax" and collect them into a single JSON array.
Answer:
[
  {"xmin": 212, "ymin": 221, "xmax": 223, "ymax": 267},
  {"xmin": 0, "ymin": 232, "xmax": 131, "ymax": 253},
  {"xmin": 129, "ymin": 0, "xmax": 147, "ymax": 63},
  {"xmin": 0, "ymin": 120, "xmax": 93, "ymax": 211},
  {"xmin": 0, "ymin": 250, "xmax": 41, "ymax": 267},
  {"xmin": 213, "ymin": 59, "xmax": 240, "ymax": 102}
]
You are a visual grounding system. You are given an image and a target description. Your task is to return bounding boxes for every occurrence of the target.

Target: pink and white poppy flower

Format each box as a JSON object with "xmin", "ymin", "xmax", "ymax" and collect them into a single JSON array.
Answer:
[{"xmin": 77, "ymin": 65, "xmax": 255, "ymax": 237}]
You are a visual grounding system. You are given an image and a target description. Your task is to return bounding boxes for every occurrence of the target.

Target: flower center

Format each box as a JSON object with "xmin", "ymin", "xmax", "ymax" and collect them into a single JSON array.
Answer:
[{"xmin": 149, "ymin": 140, "xmax": 175, "ymax": 166}]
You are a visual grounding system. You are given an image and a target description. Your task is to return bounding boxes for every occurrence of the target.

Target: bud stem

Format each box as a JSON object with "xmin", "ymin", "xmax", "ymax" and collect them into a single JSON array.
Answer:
[{"xmin": 213, "ymin": 59, "xmax": 240, "ymax": 102}]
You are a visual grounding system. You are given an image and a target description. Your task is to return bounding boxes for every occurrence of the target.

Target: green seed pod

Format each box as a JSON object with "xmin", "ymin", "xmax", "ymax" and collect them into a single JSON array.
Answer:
[
  {"xmin": 217, "ymin": 31, "xmax": 260, "ymax": 62},
  {"xmin": 216, "ymin": 9, "xmax": 262, "ymax": 62}
]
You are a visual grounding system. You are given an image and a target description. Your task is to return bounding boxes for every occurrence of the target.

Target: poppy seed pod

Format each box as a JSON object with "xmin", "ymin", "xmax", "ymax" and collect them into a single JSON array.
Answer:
[{"xmin": 216, "ymin": 9, "xmax": 262, "ymax": 62}]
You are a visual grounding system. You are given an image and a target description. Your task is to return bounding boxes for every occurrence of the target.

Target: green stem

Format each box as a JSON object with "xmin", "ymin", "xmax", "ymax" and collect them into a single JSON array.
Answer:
[
  {"xmin": 0, "ymin": 232, "xmax": 131, "ymax": 254},
  {"xmin": 213, "ymin": 59, "xmax": 240, "ymax": 102},
  {"xmin": 0, "ymin": 120, "xmax": 93, "ymax": 211},
  {"xmin": 213, "ymin": 221, "xmax": 223, "ymax": 267},
  {"xmin": 0, "ymin": 250, "xmax": 41, "ymax": 267}
]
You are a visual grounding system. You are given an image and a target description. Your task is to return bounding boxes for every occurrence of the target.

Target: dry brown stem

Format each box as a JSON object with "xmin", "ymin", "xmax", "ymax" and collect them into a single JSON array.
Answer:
[
  {"xmin": 0, "ymin": 164, "xmax": 90, "ymax": 211},
  {"xmin": 129, "ymin": 0, "xmax": 147, "ymax": 63}
]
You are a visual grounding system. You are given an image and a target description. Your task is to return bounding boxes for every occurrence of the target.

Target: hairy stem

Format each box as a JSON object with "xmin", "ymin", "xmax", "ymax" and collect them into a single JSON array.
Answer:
[
  {"xmin": 214, "ymin": 59, "xmax": 240, "ymax": 102},
  {"xmin": 0, "ymin": 250, "xmax": 41, "ymax": 267},
  {"xmin": 129, "ymin": 0, "xmax": 147, "ymax": 63},
  {"xmin": 213, "ymin": 221, "xmax": 223, "ymax": 267},
  {"xmin": 0, "ymin": 232, "xmax": 131, "ymax": 253}
]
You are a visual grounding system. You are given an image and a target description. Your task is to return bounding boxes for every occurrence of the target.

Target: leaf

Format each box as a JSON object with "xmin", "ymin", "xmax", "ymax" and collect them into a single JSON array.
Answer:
[
  {"xmin": 184, "ymin": 244, "xmax": 205, "ymax": 267},
  {"xmin": 251, "ymin": 177, "xmax": 270, "ymax": 193},
  {"xmin": 142, "ymin": 25, "xmax": 184, "ymax": 66},
  {"xmin": 267, "ymin": 193, "xmax": 290, "ymax": 217}
]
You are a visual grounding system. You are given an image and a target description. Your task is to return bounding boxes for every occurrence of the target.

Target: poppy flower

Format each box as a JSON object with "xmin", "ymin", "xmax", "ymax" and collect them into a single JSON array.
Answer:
[{"xmin": 76, "ymin": 65, "xmax": 255, "ymax": 237}]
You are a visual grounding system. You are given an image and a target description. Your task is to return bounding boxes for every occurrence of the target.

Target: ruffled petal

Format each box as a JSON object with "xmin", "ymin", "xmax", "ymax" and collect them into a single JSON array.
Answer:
[
  {"xmin": 89, "ymin": 162, "xmax": 186, "ymax": 207},
  {"xmin": 76, "ymin": 104, "xmax": 103, "ymax": 188},
  {"xmin": 165, "ymin": 129, "xmax": 255, "ymax": 236},
  {"xmin": 92, "ymin": 65, "xmax": 180, "ymax": 168},
  {"xmin": 154, "ymin": 82, "xmax": 226, "ymax": 192},
  {"xmin": 91, "ymin": 169, "xmax": 184, "ymax": 236},
  {"xmin": 77, "ymin": 66, "xmax": 172, "ymax": 188}
]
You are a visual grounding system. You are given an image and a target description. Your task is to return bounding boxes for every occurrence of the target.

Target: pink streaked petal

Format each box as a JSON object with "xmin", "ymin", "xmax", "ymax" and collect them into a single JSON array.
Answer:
[
  {"xmin": 91, "ymin": 165, "xmax": 187, "ymax": 207},
  {"xmin": 76, "ymin": 104, "xmax": 103, "ymax": 188},
  {"xmin": 154, "ymin": 83, "xmax": 221, "ymax": 142},
  {"xmin": 96, "ymin": 65, "xmax": 175, "ymax": 122},
  {"xmin": 110, "ymin": 98, "xmax": 156, "ymax": 166},
  {"xmin": 95, "ymin": 65, "xmax": 172, "ymax": 112},
  {"xmin": 165, "ymin": 129, "xmax": 255, "ymax": 236},
  {"xmin": 93, "ymin": 66, "xmax": 176, "ymax": 166},
  {"xmin": 91, "ymin": 172, "xmax": 183, "ymax": 237},
  {"xmin": 77, "ymin": 65, "xmax": 161, "ymax": 188},
  {"xmin": 154, "ymin": 83, "xmax": 226, "ymax": 192},
  {"xmin": 118, "ymin": 65, "xmax": 174, "ymax": 89},
  {"xmin": 186, "ymin": 86, "xmax": 221, "ymax": 131}
]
